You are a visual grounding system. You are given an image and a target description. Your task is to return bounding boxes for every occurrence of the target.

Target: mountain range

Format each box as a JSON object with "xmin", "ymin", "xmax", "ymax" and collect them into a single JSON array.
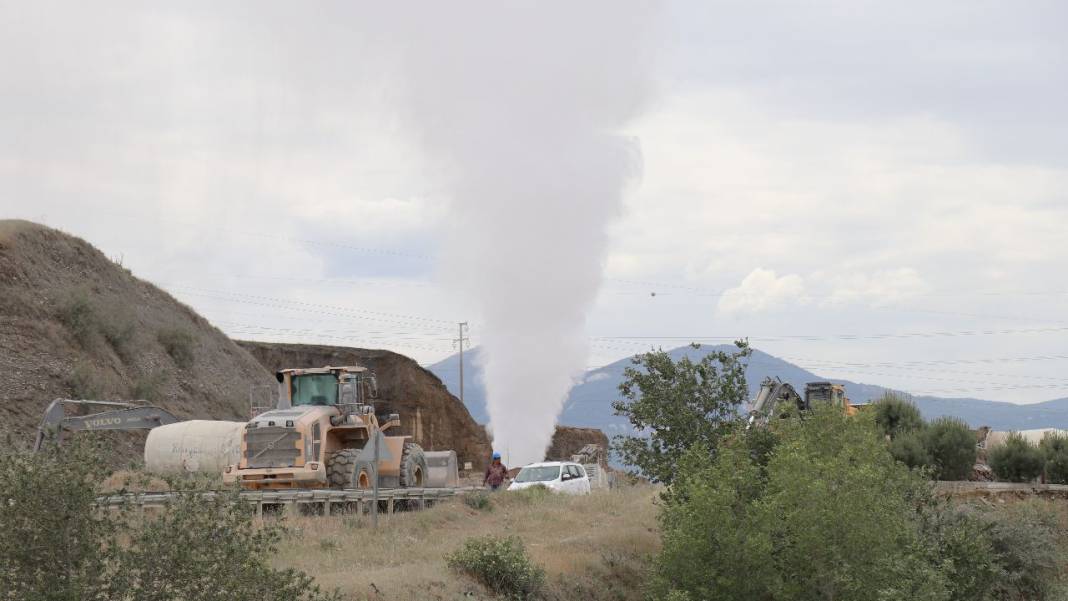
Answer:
[{"xmin": 428, "ymin": 345, "xmax": 1068, "ymax": 436}]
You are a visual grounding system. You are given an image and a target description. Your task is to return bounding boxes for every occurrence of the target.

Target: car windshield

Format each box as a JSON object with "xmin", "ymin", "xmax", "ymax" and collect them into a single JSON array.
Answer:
[
  {"xmin": 291, "ymin": 374, "xmax": 338, "ymax": 406},
  {"xmin": 515, "ymin": 465, "xmax": 561, "ymax": 483}
]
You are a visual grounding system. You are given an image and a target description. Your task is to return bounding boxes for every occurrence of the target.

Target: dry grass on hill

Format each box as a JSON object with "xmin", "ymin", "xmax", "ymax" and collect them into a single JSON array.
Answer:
[{"xmin": 277, "ymin": 484, "xmax": 660, "ymax": 601}]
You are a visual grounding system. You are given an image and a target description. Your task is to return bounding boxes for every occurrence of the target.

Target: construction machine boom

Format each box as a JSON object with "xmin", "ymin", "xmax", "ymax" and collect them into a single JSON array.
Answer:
[
  {"xmin": 33, "ymin": 399, "xmax": 180, "ymax": 452},
  {"xmin": 747, "ymin": 379, "xmax": 859, "ymax": 428}
]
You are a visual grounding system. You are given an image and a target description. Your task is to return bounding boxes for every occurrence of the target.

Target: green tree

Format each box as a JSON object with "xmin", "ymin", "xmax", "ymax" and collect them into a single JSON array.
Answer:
[
  {"xmin": 989, "ymin": 433, "xmax": 1044, "ymax": 483},
  {"xmin": 1039, "ymin": 432, "xmax": 1068, "ymax": 484},
  {"xmin": 0, "ymin": 443, "xmax": 337, "ymax": 601},
  {"xmin": 923, "ymin": 417, "xmax": 977, "ymax": 481},
  {"xmin": 654, "ymin": 407, "xmax": 948, "ymax": 601},
  {"xmin": 872, "ymin": 392, "xmax": 925, "ymax": 439},
  {"xmin": 0, "ymin": 440, "xmax": 116, "ymax": 601},
  {"xmin": 889, "ymin": 430, "xmax": 931, "ymax": 470},
  {"xmin": 611, "ymin": 341, "xmax": 751, "ymax": 483}
]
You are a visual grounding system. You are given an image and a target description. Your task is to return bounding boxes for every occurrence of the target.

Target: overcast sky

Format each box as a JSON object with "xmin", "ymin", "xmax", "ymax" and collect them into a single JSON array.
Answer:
[{"xmin": 2, "ymin": 1, "xmax": 1066, "ymax": 403}]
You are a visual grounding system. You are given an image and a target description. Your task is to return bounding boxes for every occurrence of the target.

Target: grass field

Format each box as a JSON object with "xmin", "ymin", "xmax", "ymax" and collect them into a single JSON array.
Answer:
[{"xmin": 276, "ymin": 484, "xmax": 660, "ymax": 601}]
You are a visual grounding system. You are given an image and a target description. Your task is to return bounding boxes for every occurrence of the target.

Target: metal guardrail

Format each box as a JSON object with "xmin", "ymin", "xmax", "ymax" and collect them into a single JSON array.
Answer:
[{"xmin": 97, "ymin": 486, "xmax": 486, "ymax": 517}]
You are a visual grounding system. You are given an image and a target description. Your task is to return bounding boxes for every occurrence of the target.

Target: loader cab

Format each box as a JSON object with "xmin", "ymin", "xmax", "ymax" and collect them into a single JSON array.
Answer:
[{"xmin": 275, "ymin": 366, "xmax": 377, "ymax": 411}]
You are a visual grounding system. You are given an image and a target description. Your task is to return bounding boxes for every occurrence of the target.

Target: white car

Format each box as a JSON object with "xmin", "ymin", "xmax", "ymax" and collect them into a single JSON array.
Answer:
[{"xmin": 507, "ymin": 461, "xmax": 591, "ymax": 495}]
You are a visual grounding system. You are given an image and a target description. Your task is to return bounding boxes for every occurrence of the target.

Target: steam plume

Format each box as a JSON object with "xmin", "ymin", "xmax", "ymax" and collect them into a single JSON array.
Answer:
[{"xmin": 394, "ymin": 3, "xmax": 660, "ymax": 465}]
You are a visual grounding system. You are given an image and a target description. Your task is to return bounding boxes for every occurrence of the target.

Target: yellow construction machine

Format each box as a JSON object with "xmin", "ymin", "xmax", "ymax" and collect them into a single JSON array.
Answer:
[{"xmin": 222, "ymin": 366, "xmax": 426, "ymax": 490}]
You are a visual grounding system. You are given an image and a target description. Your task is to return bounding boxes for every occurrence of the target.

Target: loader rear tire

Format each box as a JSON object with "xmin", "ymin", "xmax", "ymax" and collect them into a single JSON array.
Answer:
[{"xmin": 327, "ymin": 449, "xmax": 375, "ymax": 489}]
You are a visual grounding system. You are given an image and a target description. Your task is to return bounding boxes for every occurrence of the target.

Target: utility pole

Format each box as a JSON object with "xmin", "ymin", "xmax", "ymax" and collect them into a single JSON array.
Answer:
[{"xmin": 454, "ymin": 322, "xmax": 469, "ymax": 403}]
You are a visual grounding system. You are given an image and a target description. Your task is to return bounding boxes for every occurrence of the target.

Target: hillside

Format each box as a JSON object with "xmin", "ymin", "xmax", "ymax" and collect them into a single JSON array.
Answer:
[
  {"xmin": 237, "ymin": 341, "xmax": 492, "ymax": 471},
  {"xmin": 0, "ymin": 220, "xmax": 274, "ymax": 451},
  {"xmin": 430, "ymin": 345, "xmax": 1068, "ymax": 435}
]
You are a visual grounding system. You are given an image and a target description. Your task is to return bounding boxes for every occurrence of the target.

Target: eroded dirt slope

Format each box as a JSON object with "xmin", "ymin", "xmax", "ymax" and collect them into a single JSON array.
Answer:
[{"xmin": 0, "ymin": 220, "xmax": 274, "ymax": 452}]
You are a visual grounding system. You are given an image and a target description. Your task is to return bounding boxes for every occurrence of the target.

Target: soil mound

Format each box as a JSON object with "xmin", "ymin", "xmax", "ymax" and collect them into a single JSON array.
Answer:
[
  {"xmin": 0, "ymin": 220, "xmax": 273, "ymax": 452},
  {"xmin": 546, "ymin": 426, "xmax": 609, "ymax": 461},
  {"xmin": 237, "ymin": 341, "xmax": 492, "ymax": 471}
]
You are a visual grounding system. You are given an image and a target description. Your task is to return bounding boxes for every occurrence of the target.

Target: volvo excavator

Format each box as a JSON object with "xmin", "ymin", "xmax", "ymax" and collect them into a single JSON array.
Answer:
[
  {"xmin": 746, "ymin": 377, "xmax": 860, "ymax": 429},
  {"xmin": 33, "ymin": 399, "xmax": 179, "ymax": 451}
]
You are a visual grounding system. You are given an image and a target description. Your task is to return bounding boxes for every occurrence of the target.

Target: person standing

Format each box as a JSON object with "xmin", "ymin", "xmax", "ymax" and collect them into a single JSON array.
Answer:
[{"xmin": 483, "ymin": 451, "xmax": 508, "ymax": 491}]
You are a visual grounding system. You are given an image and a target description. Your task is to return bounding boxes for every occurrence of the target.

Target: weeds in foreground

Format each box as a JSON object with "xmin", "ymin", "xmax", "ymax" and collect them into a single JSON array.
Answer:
[{"xmin": 446, "ymin": 535, "xmax": 545, "ymax": 600}]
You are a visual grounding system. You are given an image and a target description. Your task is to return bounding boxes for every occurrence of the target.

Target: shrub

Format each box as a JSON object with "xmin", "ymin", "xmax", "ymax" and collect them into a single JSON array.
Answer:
[
  {"xmin": 889, "ymin": 430, "xmax": 931, "ymax": 470},
  {"xmin": 463, "ymin": 492, "xmax": 493, "ymax": 511},
  {"xmin": 990, "ymin": 433, "xmax": 1044, "ymax": 483},
  {"xmin": 653, "ymin": 406, "xmax": 946, "ymax": 601},
  {"xmin": 130, "ymin": 372, "xmax": 165, "ymax": 402},
  {"xmin": 984, "ymin": 501, "xmax": 1065, "ymax": 600},
  {"xmin": 923, "ymin": 417, "xmax": 977, "ymax": 481},
  {"xmin": 445, "ymin": 535, "xmax": 545, "ymax": 600},
  {"xmin": 67, "ymin": 361, "xmax": 103, "ymax": 399},
  {"xmin": 157, "ymin": 327, "xmax": 195, "ymax": 369},
  {"xmin": 872, "ymin": 392, "xmax": 925, "ymax": 439},
  {"xmin": 57, "ymin": 290, "xmax": 101, "ymax": 347},
  {"xmin": 1040, "ymin": 432, "xmax": 1068, "ymax": 484},
  {"xmin": 100, "ymin": 311, "xmax": 136, "ymax": 362},
  {"xmin": 0, "ymin": 442, "xmax": 337, "ymax": 601}
]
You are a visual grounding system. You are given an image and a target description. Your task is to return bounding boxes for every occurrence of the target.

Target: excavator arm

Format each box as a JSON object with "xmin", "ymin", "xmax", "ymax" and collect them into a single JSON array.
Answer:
[
  {"xmin": 33, "ymin": 399, "xmax": 180, "ymax": 452},
  {"xmin": 746, "ymin": 377, "xmax": 804, "ymax": 429}
]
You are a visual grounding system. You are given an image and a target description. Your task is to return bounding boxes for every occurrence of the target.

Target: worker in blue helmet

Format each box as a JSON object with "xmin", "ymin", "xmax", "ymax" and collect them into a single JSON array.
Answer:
[{"xmin": 483, "ymin": 451, "xmax": 509, "ymax": 491}]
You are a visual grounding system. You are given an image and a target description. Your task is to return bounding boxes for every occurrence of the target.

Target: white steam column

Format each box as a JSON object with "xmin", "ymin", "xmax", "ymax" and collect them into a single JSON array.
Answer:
[{"xmin": 392, "ymin": 3, "xmax": 660, "ymax": 465}]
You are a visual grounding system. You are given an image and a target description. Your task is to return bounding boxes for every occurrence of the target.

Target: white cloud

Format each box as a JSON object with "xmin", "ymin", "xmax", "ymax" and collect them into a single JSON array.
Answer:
[
  {"xmin": 718, "ymin": 268, "xmax": 806, "ymax": 315},
  {"xmin": 823, "ymin": 268, "xmax": 929, "ymax": 307}
]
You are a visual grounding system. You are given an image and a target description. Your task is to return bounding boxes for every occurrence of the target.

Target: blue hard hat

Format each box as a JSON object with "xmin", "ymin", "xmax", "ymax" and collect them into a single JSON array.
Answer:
[{"xmin": 492, "ymin": 451, "xmax": 501, "ymax": 459}]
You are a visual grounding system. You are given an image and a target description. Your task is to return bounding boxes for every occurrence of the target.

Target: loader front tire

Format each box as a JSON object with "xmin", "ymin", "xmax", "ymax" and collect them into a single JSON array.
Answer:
[{"xmin": 327, "ymin": 448, "xmax": 375, "ymax": 489}]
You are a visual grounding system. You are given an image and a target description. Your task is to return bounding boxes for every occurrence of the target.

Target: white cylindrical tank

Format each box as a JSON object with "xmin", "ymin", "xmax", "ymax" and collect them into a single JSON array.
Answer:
[{"xmin": 144, "ymin": 420, "xmax": 244, "ymax": 475}]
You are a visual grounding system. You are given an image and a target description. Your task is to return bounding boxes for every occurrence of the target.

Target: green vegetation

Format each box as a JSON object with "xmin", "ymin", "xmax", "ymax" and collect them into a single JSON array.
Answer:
[
  {"xmin": 445, "ymin": 535, "xmax": 545, "ymax": 600},
  {"xmin": 990, "ymin": 432, "xmax": 1044, "ymax": 483},
  {"xmin": 923, "ymin": 417, "xmax": 978, "ymax": 481},
  {"xmin": 611, "ymin": 340, "xmax": 751, "ymax": 483},
  {"xmin": 872, "ymin": 392, "xmax": 925, "ymax": 439},
  {"xmin": 57, "ymin": 288, "xmax": 138, "ymax": 360},
  {"xmin": 0, "ymin": 441, "xmax": 337, "ymax": 601},
  {"xmin": 610, "ymin": 347, "xmax": 1067, "ymax": 600},
  {"xmin": 1041, "ymin": 432, "xmax": 1068, "ymax": 484},
  {"xmin": 463, "ymin": 492, "xmax": 493, "ymax": 511},
  {"xmin": 157, "ymin": 327, "xmax": 195, "ymax": 369},
  {"xmin": 652, "ymin": 406, "xmax": 1067, "ymax": 601},
  {"xmin": 889, "ymin": 430, "xmax": 931, "ymax": 469}
]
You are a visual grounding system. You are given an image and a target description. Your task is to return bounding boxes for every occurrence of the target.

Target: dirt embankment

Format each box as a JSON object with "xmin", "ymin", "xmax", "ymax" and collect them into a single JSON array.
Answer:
[
  {"xmin": 238, "ymin": 341, "xmax": 493, "ymax": 472},
  {"xmin": 546, "ymin": 426, "xmax": 609, "ymax": 461},
  {"xmin": 0, "ymin": 220, "xmax": 273, "ymax": 453}
]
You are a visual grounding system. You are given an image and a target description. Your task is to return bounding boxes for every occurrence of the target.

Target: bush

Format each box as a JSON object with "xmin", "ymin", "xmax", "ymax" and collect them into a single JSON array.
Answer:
[
  {"xmin": 445, "ymin": 535, "xmax": 545, "ymax": 600},
  {"xmin": 0, "ymin": 442, "xmax": 337, "ymax": 601},
  {"xmin": 101, "ymin": 311, "xmax": 136, "ymax": 361},
  {"xmin": 990, "ymin": 433, "xmax": 1044, "ymax": 483},
  {"xmin": 654, "ymin": 407, "xmax": 946, "ymax": 601},
  {"xmin": 157, "ymin": 327, "xmax": 195, "ymax": 369},
  {"xmin": 57, "ymin": 290, "xmax": 101, "ymax": 347},
  {"xmin": 984, "ymin": 501, "xmax": 1065, "ymax": 600},
  {"xmin": 872, "ymin": 392, "xmax": 925, "ymax": 439},
  {"xmin": 1040, "ymin": 432, "xmax": 1068, "ymax": 484},
  {"xmin": 130, "ymin": 373, "xmax": 165, "ymax": 402},
  {"xmin": 67, "ymin": 361, "xmax": 103, "ymax": 399},
  {"xmin": 923, "ymin": 417, "xmax": 977, "ymax": 481},
  {"xmin": 889, "ymin": 430, "xmax": 931, "ymax": 470},
  {"xmin": 463, "ymin": 492, "xmax": 493, "ymax": 511}
]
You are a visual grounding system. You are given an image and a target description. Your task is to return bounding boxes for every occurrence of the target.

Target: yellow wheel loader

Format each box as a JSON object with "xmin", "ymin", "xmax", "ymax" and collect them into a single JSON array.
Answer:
[{"xmin": 222, "ymin": 366, "xmax": 427, "ymax": 490}]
